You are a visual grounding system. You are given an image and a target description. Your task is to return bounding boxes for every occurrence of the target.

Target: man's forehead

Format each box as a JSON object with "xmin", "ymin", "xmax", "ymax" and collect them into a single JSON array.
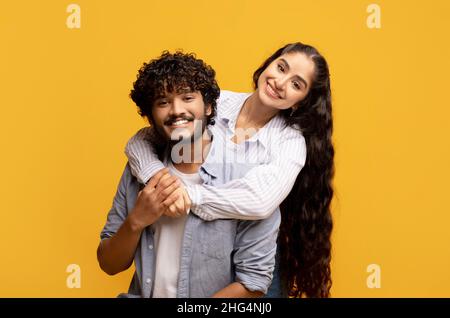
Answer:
[{"xmin": 155, "ymin": 86, "xmax": 197, "ymax": 98}]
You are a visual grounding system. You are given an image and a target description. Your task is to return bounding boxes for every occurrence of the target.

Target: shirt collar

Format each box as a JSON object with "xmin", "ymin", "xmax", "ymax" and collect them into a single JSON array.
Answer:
[
  {"xmin": 220, "ymin": 93, "xmax": 251, "ymax": 126},
  {"xmin": 219, "ymin": 93, "xmax": 285, "ymax": 149},
  {"xmin": 255, "ymin": 114, "xmax": 284, "ymax": 148}
]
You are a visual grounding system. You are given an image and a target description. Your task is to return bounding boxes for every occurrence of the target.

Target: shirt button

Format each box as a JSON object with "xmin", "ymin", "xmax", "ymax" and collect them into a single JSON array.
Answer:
[
  {"xmin": 146, "ymin": 278, "xmax": 151, "ymax": 284},
  {"xmin": 148, "ymin": 245, "xmax": 153, "ymax": 250}
]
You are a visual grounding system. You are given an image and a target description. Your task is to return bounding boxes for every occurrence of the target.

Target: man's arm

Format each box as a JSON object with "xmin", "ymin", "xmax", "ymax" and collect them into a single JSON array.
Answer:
[
  {"xmin": 98, "ymin": 215, "xmax": 145, "ymax": 276},
  {"xmin": 212, "ymin": 211, "xmax": 281, "ymax": 298},
  {"xmin": 97, "ymin": 167, "xmax": 179, "ymax": 275}
]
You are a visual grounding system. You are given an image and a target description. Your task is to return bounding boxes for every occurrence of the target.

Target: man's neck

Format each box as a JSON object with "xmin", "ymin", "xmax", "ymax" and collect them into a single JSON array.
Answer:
[{"xmin": 171, "ymin": 129, "xmax": 212, "ymax": 174}]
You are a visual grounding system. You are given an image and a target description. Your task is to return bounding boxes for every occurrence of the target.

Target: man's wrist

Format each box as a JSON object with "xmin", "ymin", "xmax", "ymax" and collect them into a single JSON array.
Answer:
[{"xmin": 126, "ymin": 212, "xmax": 147, "ymax": 234}]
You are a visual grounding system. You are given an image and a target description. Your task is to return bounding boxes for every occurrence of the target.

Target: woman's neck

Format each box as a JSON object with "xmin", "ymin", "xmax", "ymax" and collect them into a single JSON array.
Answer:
[{"xmin": 236, "ymin": 93, "xmax": 279, "ymax": 130}]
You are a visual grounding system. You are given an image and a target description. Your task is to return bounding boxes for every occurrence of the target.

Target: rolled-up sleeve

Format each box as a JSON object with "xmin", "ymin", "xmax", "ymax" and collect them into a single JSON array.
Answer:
[{"xmin": 232, "ymin": 209, "xmax": 281, "ymax": 294}]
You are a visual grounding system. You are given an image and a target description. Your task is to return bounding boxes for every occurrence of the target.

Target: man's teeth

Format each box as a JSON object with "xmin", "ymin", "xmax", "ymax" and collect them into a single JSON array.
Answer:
[{"xmin": 172, "ymin": 119, "xmax": 189, "ymax": 126}]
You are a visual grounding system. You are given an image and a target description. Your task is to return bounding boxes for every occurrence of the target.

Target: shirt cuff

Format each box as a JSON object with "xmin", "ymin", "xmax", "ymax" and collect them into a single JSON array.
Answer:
[
  {"xmin": 186, "ymin": 184, "xmax": 212, "ymax": 221},
  {"xmin": 235, "ymin": 274, "xmax": 271, "ymax": 295},
  {"xmin": 139, "ymin": 161, "xmax": 166, "ymax": 185}
]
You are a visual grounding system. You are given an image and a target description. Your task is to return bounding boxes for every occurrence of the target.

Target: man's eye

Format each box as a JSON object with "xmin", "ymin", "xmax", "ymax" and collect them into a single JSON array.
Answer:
[
  {"xmin": 184, "ymin": 96, "xmax": 194, "ymax": 101},
  {"xmin": 158, "ymin": 100, "xmax": 168, "ymax": 105},
  {"xmin": 277, "ymin": 64, "xmax": 285, "ymax": 72}
]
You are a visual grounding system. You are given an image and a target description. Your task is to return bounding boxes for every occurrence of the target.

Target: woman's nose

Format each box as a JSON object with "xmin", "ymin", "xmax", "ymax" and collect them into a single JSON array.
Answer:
[{"xmin": 274, "ymin": 79, "xmax": 285, "ymax": 92}]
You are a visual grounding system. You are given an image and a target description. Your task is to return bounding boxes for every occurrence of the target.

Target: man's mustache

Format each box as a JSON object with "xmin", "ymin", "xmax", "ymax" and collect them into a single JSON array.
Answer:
[{"xmin": 164, "ymin": 115, "xmax": 195, "ymax": 126}]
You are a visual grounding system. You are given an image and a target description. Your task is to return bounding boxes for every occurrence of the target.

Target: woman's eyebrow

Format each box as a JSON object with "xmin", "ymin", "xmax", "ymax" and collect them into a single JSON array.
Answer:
[{"xmin": 280, "ymin": 58, "xmax": 309, "ymax": 89}]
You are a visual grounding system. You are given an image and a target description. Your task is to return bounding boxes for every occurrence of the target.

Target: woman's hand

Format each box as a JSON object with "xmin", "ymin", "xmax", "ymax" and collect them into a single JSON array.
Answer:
[{"xmin": 163, "ymin": 185, "xmax": 192, "ymax": 218}]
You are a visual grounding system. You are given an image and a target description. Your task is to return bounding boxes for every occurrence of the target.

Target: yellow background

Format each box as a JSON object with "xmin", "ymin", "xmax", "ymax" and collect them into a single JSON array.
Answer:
[{"xmin": 1, "ymin": 0, "xmax": 449, "ymax": 297}]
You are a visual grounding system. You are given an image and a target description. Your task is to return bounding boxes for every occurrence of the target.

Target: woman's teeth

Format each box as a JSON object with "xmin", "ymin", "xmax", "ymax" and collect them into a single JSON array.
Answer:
[{"xmin": 267, "ymin": 83, "xmax": 279, "ymax": 98}]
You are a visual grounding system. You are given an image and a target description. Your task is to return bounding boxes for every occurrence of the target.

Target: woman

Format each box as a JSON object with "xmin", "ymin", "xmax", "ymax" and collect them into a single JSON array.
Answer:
[{"xmin": 126, "ymin": 42, "xmax": 334, "ymax": 298}]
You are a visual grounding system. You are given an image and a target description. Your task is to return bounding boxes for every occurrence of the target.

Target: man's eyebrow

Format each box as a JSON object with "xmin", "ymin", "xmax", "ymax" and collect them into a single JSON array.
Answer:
[
  {"xmin": 177, "ymin": 87, "xmax": 194, "ymax": 94},
  {"xmin": 280, "ymin": 58, "xmax": 309, "ymax": 89},
  {"xmin": 154, "ymin": 93, "xmax": 166, "ymax": 99}
]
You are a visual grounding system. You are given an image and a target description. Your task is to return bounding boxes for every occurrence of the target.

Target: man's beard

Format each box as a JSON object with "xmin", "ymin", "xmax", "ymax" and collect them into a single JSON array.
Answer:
[{"xmin": 168, "ymin": 118, "xmax": 207, "ymax": 146}]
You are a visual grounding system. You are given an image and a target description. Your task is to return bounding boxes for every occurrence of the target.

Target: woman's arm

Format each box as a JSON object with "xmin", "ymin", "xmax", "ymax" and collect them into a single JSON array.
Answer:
[
  {"xmin": 187, "ymin": 130, "xmax": 306, "ymax": 221},
  {"xmin": 126, "ymin": 127, "xmax": 306, "ymax": 221},
  {"xmin": 125, "ymin": 127, "xmax": 166, "ymax": 185}
]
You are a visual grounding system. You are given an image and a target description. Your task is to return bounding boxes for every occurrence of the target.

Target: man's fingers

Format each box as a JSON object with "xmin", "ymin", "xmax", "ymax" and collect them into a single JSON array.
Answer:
[
  {"xmin": 155, "ymin": 175, "xmax": 178, "ymax": 194},
  {"xmin": 146, "ymin": 168, "xmax": 169, "ymax": 189},
  {"xmin": 157, "ymin": 181, "xmax": 180, "ymax": 200},
  {"xmin": 162, "ymin": 192, "xmax": 181, "ymax": 208}
]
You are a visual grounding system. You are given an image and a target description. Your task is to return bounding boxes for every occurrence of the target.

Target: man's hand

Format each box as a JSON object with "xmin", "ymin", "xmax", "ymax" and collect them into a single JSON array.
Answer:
[{"xmin": 128, "ymin": 168, "xmax": 180, "ymax": 231}]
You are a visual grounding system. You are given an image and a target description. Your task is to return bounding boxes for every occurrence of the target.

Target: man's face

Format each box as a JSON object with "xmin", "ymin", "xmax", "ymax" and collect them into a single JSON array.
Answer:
[{"xmin": 151, "ymin": 89, "xmax": 211, "ymax": 143}]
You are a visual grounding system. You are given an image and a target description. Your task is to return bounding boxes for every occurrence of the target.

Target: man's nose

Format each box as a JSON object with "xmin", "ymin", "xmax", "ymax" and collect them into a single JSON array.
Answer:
[{"xmin": 169, "ymin": 99, "xmax": 185, "ymax": 116}]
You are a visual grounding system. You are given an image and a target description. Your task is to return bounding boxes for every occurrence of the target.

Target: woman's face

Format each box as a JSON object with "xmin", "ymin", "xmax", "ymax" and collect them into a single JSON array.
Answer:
[{"xmin": 256, "ymin": 51, "xmax": 315, "ymax": 110}]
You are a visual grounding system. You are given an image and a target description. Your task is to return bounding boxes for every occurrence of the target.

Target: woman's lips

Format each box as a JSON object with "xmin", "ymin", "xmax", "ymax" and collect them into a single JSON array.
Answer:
[{"xmin": 265, "ymin": 82, "xmax": 281, "ymax": 99}]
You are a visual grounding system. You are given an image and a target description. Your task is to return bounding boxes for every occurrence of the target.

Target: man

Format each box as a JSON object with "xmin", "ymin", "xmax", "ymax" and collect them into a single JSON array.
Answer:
[{"xmin": 97, "ymin": 51, "xmax": 279, "ymax": 297}]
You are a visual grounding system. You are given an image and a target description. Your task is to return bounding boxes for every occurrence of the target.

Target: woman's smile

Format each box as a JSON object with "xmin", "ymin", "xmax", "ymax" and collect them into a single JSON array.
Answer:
[{"xmin": 265, "ymin": 81, "xmax": 282, "ymax": 99}]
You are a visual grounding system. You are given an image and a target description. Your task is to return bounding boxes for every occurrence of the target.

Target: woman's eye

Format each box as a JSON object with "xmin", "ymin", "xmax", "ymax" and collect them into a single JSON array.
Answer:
[
  {"xmin": 293, "ymin": 81, "xmax": 301, "ymax": 90},
  {"xmin": 277, "ymin": 64, "xmax": 284, "ymax": 72}
]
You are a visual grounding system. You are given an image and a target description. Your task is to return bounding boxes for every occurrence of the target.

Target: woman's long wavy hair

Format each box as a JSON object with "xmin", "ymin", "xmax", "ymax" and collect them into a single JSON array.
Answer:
[{"xmin": 253, "ymin": 43, "xmax": 334, "ymax": 298}]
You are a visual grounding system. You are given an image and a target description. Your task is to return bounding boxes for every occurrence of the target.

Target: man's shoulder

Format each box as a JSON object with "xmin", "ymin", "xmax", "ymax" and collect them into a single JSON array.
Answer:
[{"xmin": 117, "ymin": 162, "xmax": 140, "ymax": 190}]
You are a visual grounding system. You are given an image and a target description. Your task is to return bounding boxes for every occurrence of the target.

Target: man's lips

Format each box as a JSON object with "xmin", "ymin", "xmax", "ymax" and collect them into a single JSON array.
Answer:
[{"xmin": 165, "ymin": 118, "xmax": 193, "ymax": 127}]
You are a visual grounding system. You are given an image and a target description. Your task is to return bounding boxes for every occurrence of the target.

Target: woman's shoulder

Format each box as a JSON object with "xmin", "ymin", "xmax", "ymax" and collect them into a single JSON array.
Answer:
[
  {"xmin": 216, "ymin": 90, "xmax": 251, "ymax": 119},
  {"xmin": 282, "ymin": 123, "xmax": 303, "ymax": 137},
  {"xmin": 218, "ymin": 90, "xmax": 249, "ymax": 104},
  {"xmin": 271, "ymin": 120, "xmax": 306, "ymax": 149}
]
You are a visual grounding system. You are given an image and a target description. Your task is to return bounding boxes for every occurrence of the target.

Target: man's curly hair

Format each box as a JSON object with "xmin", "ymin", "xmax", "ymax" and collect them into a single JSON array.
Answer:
[{"xmin": 130, "ymin": 51, "xmax": 220, "ymax": 126}]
